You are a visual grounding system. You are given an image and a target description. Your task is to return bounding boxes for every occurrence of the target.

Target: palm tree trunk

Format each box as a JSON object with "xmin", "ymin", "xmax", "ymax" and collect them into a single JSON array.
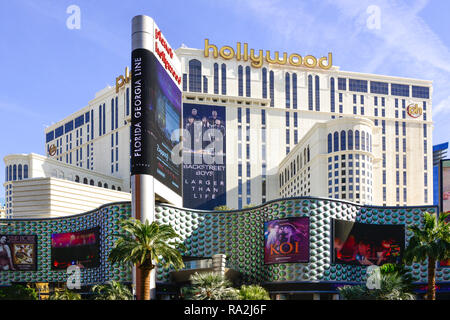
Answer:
[
  {"xmin": 427, "ymin": 257, "xmax": 436, "ymax": 300},
  {"xmin": 140, "ymin": 267, "xmax": 151, "ymax": 300}
]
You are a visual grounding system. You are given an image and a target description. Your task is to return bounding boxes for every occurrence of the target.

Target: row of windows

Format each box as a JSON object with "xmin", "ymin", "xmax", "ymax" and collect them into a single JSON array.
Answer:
[
  {"xmin": 338, "ymin": 78, "xmax": 429, "ymax": 98},
  {"xmin": 279, "ymin": 146, "xmax": 310, "ymax": 187},
  {"xmin": 327, "ymin": 130, "xmax": 372, "ymax": 153},
  {"xmin": 5, "ymin": 164, "xmax": 29, "ymax": 182},
  {"xmin": 73, "ymin": 175, "xmax": 121, "ymax": 191}
]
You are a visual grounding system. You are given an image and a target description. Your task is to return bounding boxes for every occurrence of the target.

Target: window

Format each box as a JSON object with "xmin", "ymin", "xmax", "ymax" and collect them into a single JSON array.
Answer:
[
  {"xmin": 370, "ymin": 81, "xmax": 389, "ymax": 94},
  {"xmin": 328, "ymin": 133, "xmax": 332, "ymax": 153},
  {"xmin": 221, "ymin": 63, "xmax": 227, "ymax": 95},
  {"xmin": 338, "ymin": 78, "xmax": 346, "ymax": 90},
  {"xmin": 330, "ymin": 77, "xmax": 335, "ymax": 112},
  {"xmin": 183, "ymin": 74, "xmax": 187, "ymax": 91},
  {"xmin": 355, "ymin": 130, "xmax": 360, "ymax": 150},
  {"xmin": 315, "ymin": 75, "xmax": 320, "ymax": 111},
  {"xmin": 214, "ymin": 63, "xmax": 219, "ymax": 94},
  {"xmin": 349, "ymin": 79, "xmax": 368, "ymax": 92},
  {"xmin": 412, "ymin": 86, "xmax": 429, "ymax": 99},
  {"xmin": 292, "ymin": 73, "xmax": 297, "ymax": 109},
  {"xmin": 285, "ymin": 72, "xmax": 290, "ymax": 108},
  {"xmin": 238, "ymin": 65, "xmax": 243, "ymax": 96},
  {"xmin": 189, "ymin": 59, "xmax": 202, "ymax": 92},
  {"xmin": 269, "ymin": 71, "xmax": 274, "ymax": 107},
  {"xmin": 391, "ymin": 83, "xmax": 409, "ymax": 97},
  {"xmin": 308, "ymin": 75, "xmax": 313, "ymax": 110},
  {"xmin": 341, "ymin": 130, "xmax": 346, "ymax": 151},
  {"xmin": 348, "ymin": 130, "xmax": 353, "ymax": 150},
  {"xmin": 23, "ymin": 165, "xmax": 28, "ymax": 179},
  {"xmin": 262, "ymin": 67, "xmax": 267, "ymax": 98},
  {"xmin": 245, "ymin": 66, "xmax": 251, "ymax": 97},
  {"xmin": 334, "ymin": 132, "xmax": 339, "ymax": 152},
  {"xmin": 203, "ymin": 76, "xmax": 208, "ymax": 93}
]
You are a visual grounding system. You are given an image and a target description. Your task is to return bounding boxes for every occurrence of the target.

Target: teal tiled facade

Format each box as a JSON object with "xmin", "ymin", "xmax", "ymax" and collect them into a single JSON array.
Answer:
[{"xmin": 0, "ymin": 197, "xmax": 448, "ymax": 287}]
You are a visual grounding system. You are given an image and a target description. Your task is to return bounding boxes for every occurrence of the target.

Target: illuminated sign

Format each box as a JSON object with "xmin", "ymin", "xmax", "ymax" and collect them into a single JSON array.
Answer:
[
  {"xmin": 204, "ymin": 39, "xmax": 332, "ymax": 70},
  {"xmin": 48, "ymin": 144, "xmax": 57, "ymax": 156},
  {"xmin": 407, "ymin": 103, "xmax": 423, "ymax": 118},
  {"xmin": 115, "ymin": 67, "xmax": 131, "ymax": 93}
]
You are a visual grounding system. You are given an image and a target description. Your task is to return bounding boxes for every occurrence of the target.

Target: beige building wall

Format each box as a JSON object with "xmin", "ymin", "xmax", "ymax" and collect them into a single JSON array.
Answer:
[{"xmin": 9, "ymin": 177, "xmax": 131, "ymax": 219}]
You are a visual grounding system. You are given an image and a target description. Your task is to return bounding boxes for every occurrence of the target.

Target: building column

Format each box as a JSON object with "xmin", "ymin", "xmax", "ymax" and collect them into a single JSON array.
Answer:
[{"xmin": 212, "ymin": 254, "xmax": 226, "ymax": 276}]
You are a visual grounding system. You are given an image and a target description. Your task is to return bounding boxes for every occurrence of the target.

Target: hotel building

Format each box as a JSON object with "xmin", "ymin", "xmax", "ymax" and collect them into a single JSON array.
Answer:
[{"xmin": 3, "ymin": 42, "xmax": 433, "ymax": 216}]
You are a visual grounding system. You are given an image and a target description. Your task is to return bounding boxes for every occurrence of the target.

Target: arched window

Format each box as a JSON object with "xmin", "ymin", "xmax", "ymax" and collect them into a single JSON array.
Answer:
[
  {"xmin": 104, "ymin": 183, "xmax": 108, "ymax": 189},
  {"xmin": 361, "ymin": 131, "xmax": 366, "ymax": 151},
  {"xmin": 369, "ymin": 134, "xmax": 372, "ymax": 152},
  {"xmin": 269, "ymin": 71, "xmax": 274, "ymax": 107},
  {"xmin": 188, "ymin": 59, "xmax": 202, "ymax": 92},
  {"xmin": 327, "ymin": 133, "xmax": 332, "ymax": 153},
  {"xmin": 292, "ymin": 73, "xmax": 297, "ymax": 109},
  {"xmin": 330, "ymin": 77, "xmax": 335, "ymax": 112},
  {"xmin": 341, "ymin": 130, "xmax": 346, "ymax": 151},
  {"xmin": 13, "ymin": 165, "xmax": 17, "ymax": 181},
  {"xmin": 303, "ymin": 148, "xmax": 307, "ymax": 165},
  {"xmin": 23, "ymin": 165, "xmax": 28, "ymax": 179},
  {"xmin": 355, "ymin": 130, "xmax": 360, "ymax": 150},
  {"xmin": 213, "ymin": 63, "xmax": 219, "ymax": 94},
  {"xmin": 315, "ymin": 75, "xmax": 320, "ymax": 111},
  {"xmin": 8, "ymin": 166, "xmax": 12, "ymax": 182},
  {"xmin": 333, "ymin": 132, "xmax": 339, "ymax": 152},
  {"xmin": 238, "ymin": 65, "xmax": 243, "ymax": 96},
  {"xmin": 118, "ymin": 187, "xmax": 121, "ymax": 191},
  {"xmin": 75, "ymin": 175, "xmax": 80, "ymax": 183},
  {"xmin": 90, "ymin": 179, "xmax": 94, "ymax": 186},
  {"xmin": 307, "ymin": 146, "xmax": 310, "ymax": 162},
  {"xmin": 112, "ymin": 185, "xmax": 116, "ymax": 190},
  {"xmin": 18, "ymin": 164, "xmax": 22, "ymax": 180},
  {"xmin": 308, "ymin": 75, "xmax": 313, "ymax": 110},
  {"xmin": 348, "ymin": 130, "xmax": 353, "ymax": 150},
  {"xmin": 285, "ymin": 72, "xmax": 290, "ymax": 108},
  {"xmin": 83, "ymin": 178, "xmax": 88, "ymax": 184},
  {"xmin": 98, "ymin": 181, "xmax": 102, "ymax": 187},
  {"xmin": 221, "ymin": 63, "xmax": 227, "ymax": 95},
  {"xmin": 245, "ymin": 66, "xmax": 251, "ymax": 97},
  {"xmin": 366, "ymin": 133, "xmax": 370, "ymax": 152},
  {"xmin": 262, "ymin": 68, "xmax": 267, "ymax": 99}
]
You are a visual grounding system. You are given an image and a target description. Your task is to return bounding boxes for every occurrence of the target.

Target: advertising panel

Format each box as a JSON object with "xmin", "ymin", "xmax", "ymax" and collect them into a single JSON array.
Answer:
[
  {"xmin": 51, "ymin": 227, "xmax": 100, "ymax": 270},
  {"xmin": 182, "ymin": 103, "xmax": 226, "ymax": 210},
  {"xmin": 441, "ymin": 159, "xmax": 450, "ymax": 214},
  {"xmin": 264, "ymin": 217, "xmax": 309, "ymax": 265},
  {"xmin": 131, "ymin": 49, "xmax": 182, "ymax": 194},
  {"xmin": 0, "ymin": 235, "xmax": 37, "ymax": 271},
  {"xmin": 332, "ymin": 219, "xmax": 405, "ymax": 266}
]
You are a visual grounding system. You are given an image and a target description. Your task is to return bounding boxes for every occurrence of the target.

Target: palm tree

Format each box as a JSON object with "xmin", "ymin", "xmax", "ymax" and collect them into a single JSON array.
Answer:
[
  {"xmin": 404, "ymin": 211, "xmax": 450, "ymax": 300},
  {"xmin": 91, "ymin": 281, "xmax": 133, "ymax": 300},
  {"xmin": 183, "ymin": 272, "xmax": 240, "ymax": 300},
  {"xmin": 49, "ymin": 288, "xmax": 81, "ymax": 300},
  {"xmin": 239, "ymin": 285, "xmax": 271, "ymax": 300},
  {"xmin": 108, "ymin": 218, "xmax": 186, "ymax": 300}
]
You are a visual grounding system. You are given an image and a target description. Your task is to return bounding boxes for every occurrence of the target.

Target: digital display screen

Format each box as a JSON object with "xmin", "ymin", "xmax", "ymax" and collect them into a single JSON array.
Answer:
[
  {"xmin": 51, "ymin": 227, "xmax": 100, "ymax": 270},
  {"xmin": 332, "ymin": 219, "xmax": 405, "ymax": 266}
]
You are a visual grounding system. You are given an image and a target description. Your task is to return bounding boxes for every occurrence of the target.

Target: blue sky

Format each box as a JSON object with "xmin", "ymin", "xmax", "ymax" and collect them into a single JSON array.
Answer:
[{"xmin": 1, "ymin": 0, "xmax": 449, "ymax": 204}]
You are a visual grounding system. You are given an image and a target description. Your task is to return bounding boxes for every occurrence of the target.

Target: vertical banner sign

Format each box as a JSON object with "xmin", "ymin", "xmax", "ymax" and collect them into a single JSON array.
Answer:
[
  {"xmin": 131, "ymin": 29, "xmax": 182, "ymax": 195},
  {"xmin": 182, "ymin": 103, "xmax": 226, "ymax": 210}
]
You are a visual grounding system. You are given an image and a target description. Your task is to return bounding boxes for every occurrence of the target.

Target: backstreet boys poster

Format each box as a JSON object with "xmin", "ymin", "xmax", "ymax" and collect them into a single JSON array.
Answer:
[
  {"xmin": 0, "ymin": 235, "xmax": 37, "ymax": 271},
  {"xmin": 182, "ymin": 103, "xmax": 226, "ymax": 210},
  {"xmin": 264, "ymin": 217, "xmax": 310, "ymax": 265},
  {"xmin": 332, "ymin": 219, "xmax": 405, "ymax": 266}
]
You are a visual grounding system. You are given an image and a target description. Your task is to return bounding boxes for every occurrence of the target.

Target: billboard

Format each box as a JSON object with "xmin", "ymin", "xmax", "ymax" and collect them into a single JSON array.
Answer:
[
  {"xmin": 182, "ymin": 103, "xmax": 226, "ymax": 210},
  {"xmin": 131, "ymin": 47, "xmax": 182, "ymax": 195},
  {"xmin": 441, "ymin": 159, "xmax": 450, "ymax": 213},
  {"xmin": 51, "ymin": 227, "xmax": 100, "ymax": 270},
  {"xmin": 0, "ymin": 235, "xmax": 37, "ymax": 271},
  {"xmin": 264, "ymin": 217, "xmax": 309, "ymax": 265},
  {"xmin": 332, "ymin": 219, "xmax": 405, "ymax": 266}
]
